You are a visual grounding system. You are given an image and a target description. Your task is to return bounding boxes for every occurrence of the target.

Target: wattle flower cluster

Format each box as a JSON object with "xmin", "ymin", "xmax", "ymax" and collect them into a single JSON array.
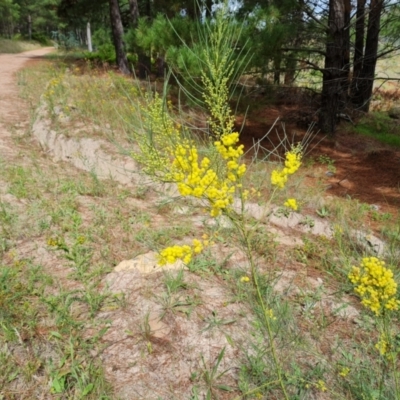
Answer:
[
  {"xmin": 158, "ymin": 239, "xmax": 204, "ymax": 265},
  {"xmin": 134, "ymin": 94, "xmax": 179, "ymax": 178},
  {"xmin": 271, "ymin": 150, "xmax": 302, "ymax": 189},
  {"xmin": 171, "ymin": 132, "xmax": 245, "ymax": 217},
  {"xmin": 284, "ymin": 198, "xmax": 298, "ymax": 211},
  {"xmin": 136, "ymin": 95, "xmax": 248, "ymax": 266},
  {"xmin": 375, "ymin": 334, "xmax": 389, "ymax": 356},
  {"xmin": 44, "ymin": 75, "xmax": 64, "ymax": 100},
  {"xmin": 348, "ymin": 257, "xmax": 400, "ymax": 316}
]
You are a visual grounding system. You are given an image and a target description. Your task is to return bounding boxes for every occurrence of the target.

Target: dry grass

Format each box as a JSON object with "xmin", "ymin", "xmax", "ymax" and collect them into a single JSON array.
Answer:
[{"xmin": 0, "ymin": 38, "xmax": 42, "ymax": 54}]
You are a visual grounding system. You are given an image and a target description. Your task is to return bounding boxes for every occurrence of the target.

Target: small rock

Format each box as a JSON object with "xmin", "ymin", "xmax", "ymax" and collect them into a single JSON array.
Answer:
[
  {"xmin": 114, "ymin": 251, "xmax": 185, "ymax": 274},
  {"xmin": 353, "ymin": 230, "xmax": 386, "ymax": 256},
  {"xmin": 325, "ymin": 171, "xmax": 335, "ymax": 177},
  {"xmin": 338, "ymin": 179, "xmax": 353, "ymax": 190},
  {"xmin": 269, "ymin": 208, "xmax": 303, "ymax": 229}
]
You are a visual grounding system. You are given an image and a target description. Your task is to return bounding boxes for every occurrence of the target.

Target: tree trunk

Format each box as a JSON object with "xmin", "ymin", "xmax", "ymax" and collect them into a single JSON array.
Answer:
[
  {"xmin": 109, "ymin": 0, "xmax": 130, "ymax": 75},
  {"xmin": 87, "ymin": 22, "xmax": 93, "ymax": 52},
  {"xmin": 351, "ymin": 0, "xmax": 384, "ymax": 112},
  {"xmin": 28, "ymin": 14, "xmax": 32, "ymax": 41},
  {"xmin": 350, "ymin": 0, "xmax": 366, "ymax": 103},
  {"xmin": 273, "ymin": 53, "xmax": 281, "ymax": 85},
  {"xmin": 284, "ymin": 55, "xmax": 296, "ymax": 85},
  {"xmin": 137, "ymin": 0, "xmax": 152, "ymax": 79},
  {"xmin": 285, "ymin": 0, "xmax": 304, "ymax": 85},
  {"xmin": 128, "ymin": 0, "xmax": 139, "ymax": 26},
  {"xmin": 128, "ymin": 0, "xmax": 148, "ymax": 77},
  {"xmin": 341, "ymin": 0, "xmax": 351, "ymax": 96},
  {"xmin": 319, "ymin": 0, "xmax": 350, "ymax": 134}
]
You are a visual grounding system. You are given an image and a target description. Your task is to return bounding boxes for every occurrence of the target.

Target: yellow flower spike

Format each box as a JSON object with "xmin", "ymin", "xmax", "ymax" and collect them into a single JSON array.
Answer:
[
  {"xmin": 270, "ymin": 147, "xmax": 302, "ymax": 189},
  {"xmin": 375, "ymin": 335, "xmax": 389, "ymax": 356},
  {"xmin": 158, "ymin": 237, "xmax": 209, "ymax": 266},
  {"xmin": 271, "ymin": 170, "xmax": 288, "ymax": 189},
  {"xmin": 284, "ymin": 198, "xmax": 298, "ymax": 211},
  {"xmin": 315, "ymin": 380, "xmax": 327, "ymax": 392},
  {"xmin": 192, "ymin": 239, "xmax": 203, "ymax": 254},
  {"xmin": 240, "ymin": 276, "xmax": 250, "ymax": 283},
  {"xmin": 266, "ymin": 309, "xmax": 276, "ymax": 320},
  {"xmin": 348, "ymin": 257, "xmax": 399, "ymax": 316},
  {"xmin": 339, "ymin": 367, "xmax": 350, "ymax": 378}
]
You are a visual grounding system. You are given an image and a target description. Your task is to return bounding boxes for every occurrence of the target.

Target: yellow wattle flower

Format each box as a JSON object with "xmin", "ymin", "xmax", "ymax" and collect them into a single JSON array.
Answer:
[
  {"xmin": 348, "ymin": 257, "xmax": 399, "ymax": 316},
  {"xmin": 271, "ymin": 148, "xmax": 302, "ymax": 189},
  {"xmin": 284, "ymin": 198, "xmax": 298, "ymax": 211}
]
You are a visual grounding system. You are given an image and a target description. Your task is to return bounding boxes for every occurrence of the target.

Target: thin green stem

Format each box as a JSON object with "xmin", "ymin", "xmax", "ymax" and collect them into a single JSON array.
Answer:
[
  {"xmin": 233, "ymin": 218, "xmax": 289, "ymax": 400},
  {"xmin": 233, "ymin": 380, "xmax": 280, "ymax": 399},
  {"xmin": 383, "ymin": 315, "xmax": 399, "ymax": 398}
]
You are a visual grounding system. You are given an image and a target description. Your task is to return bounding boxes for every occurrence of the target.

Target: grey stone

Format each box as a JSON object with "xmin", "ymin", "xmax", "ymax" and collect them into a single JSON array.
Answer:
[
  {"xmin": 353, "ymin": 230, "xmax": 386, "ymax": 256},
  {"xmin": 114, "ymin": 252, "xmax": 185, "ymax": 274}
]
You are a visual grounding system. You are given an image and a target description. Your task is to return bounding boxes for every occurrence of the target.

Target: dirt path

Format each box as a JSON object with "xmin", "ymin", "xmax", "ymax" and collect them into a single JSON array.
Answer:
[{"xmin": 0, "ymin": 47, "xmax": 54, "ymax": 135}]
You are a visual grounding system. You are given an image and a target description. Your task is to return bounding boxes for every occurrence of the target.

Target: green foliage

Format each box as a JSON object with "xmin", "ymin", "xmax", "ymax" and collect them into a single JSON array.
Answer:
[
  {"xmin": 352, "ymin": 112, "xmax": 400, "ymax": 148},
  {"xmin": 90, "ymin": 25, "xmax": 119, "ymax": 62},
  {"xmin": 0, "ymin": 0, "xmax": 20, "ymax": 38},
  {"xmin": 3, "ymin": 0, "xmax": 61, "ymax": 39},
  {"xmin": 31, "ymin": 32, "xmax": 51, "ymax": 45},
  {"xmin": 126, "ymin": 10, "xmax": 250, "ymax": 101},
  {"xmin": 88, "ymin": 43, "xmax": 116, "ymax": 63},
  {"xmin": 52, "ymin": 30, "xmax": 81, "ymax": 50}
]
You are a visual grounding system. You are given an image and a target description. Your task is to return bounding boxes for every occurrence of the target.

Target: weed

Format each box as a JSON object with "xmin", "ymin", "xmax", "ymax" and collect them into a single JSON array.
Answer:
[
  {"xmin": 157, "ymin": 291, "xmax": 198, "ymax": 319},
  {"xmin": 316, "ymin": 205, "xmax": 330, "ymax": 218},
  {"xmin": 187, "ymin": 250, "xmax": 226, "ymax": 275},
  {"xmin": 48, "ymin": 235, "xmax": 93, "ymax": 280},
  {"xmin": 163, "ymin": 268, "xmax": 188, "ymax": 293},
  {"xmin": 139, "ymin": 312, "xmax": 152, "ymax": 343},
  {"xmin": 0, "ymin": 256, "xmax": 111, "ymax": 398},
  {"xmin": 316, "ymin": 154, "xmax": 336, "ymax": 173},
  {"xmin": 133, "ymin": 184, "xmax": 150, "ymax": 200},
  {"xmin": 192, "ymin": 347, "xmax": 235, "ymax": 398},
  {"xmin": 201, "ymin": 310, "xmax": 237, "ymax": 332},
  {"xmin": 299, "ymin": 215, "xmax": 315, "ymax": 228},
  {"xmin": 0, "ymin": 201, "xmax": 17, "ymax": 239},
  {"xmin": 371, "ymin": 210, "xmax": 392, "ymax": 222}
]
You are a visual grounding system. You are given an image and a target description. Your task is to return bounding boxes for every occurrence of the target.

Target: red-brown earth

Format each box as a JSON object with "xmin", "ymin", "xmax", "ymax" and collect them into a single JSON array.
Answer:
[{"xmin": 239, "ymin": 103, "xmax": 400, "ymax": 217}]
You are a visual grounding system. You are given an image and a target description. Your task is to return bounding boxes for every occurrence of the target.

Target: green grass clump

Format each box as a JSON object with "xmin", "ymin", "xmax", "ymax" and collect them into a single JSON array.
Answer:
[
  {"xmin": 0, "ymin": 257, "xmax": 112, "ymax": 398},
  {"xmin": 353, "ymin": 112, "xmax": 400, "ymax": 148}
]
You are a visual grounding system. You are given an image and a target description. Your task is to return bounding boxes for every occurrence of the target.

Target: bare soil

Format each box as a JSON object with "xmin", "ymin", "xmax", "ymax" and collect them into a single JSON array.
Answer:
[
  {"xmin": 239, "ymin": 104, "xmax": 400, "ymax": 215},
  {"xmin": 0, "ymin": 48, "xmax": 54, "ymax": 124}
]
